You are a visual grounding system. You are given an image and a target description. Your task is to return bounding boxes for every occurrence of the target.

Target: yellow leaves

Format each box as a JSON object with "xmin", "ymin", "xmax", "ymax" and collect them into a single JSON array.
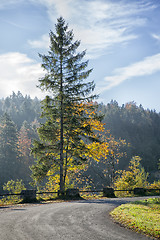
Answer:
[
  {"xmin": 85, "ymin": 118, "xmax": 105, "ymax": 132},
  {"xmin": 114, "ymin": 156, "xmax": 149, "ymax": 193},
  {"xmin": 46, "ymin": 172, "xmax": 75, "ymax": 192},
  {"xmin": 67, "ymin": 162, "xmax": 85, "ymax": 172},
  {"xmin": 148, "ymin": 180, "xmax": 160, "ymax": 189},
  {"xmin": 46, "ymin": 163, "xmax": 59, "ymax": 176},
  {"xmin": 45, "ymin": 173, "xmax": 60, "ymax": 192},
  {"xmin": 40, "ymin": 100, "xmax": 129, "ymax": 190},
  {"xmin": 70, "ymin": 101, "xmax": 105, "ymax": 133},
  {"xmin": 88, "ymin": 133, "xmax": 125, "ymax": 162},
  {"xmin": 86, "ymin": 140, "xmax": 110, "ymax": 161},
  {"xmin": 46, "ymin": 152, "xmax": 55, "ymax": 157}
]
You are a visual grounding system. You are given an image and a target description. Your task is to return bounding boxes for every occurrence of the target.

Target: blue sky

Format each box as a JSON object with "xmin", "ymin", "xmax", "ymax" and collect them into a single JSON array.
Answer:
[{"xmin": 0, "ymin": 0, "xmax": 160, "ymax": 111}]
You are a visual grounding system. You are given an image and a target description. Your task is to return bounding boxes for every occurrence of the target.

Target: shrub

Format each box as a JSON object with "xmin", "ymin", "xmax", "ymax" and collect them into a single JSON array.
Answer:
[
  {"xmin": 2, "ymin": 179, "xmax": 26, "ymax": 203},
  {"xmin": 114, "ymin": 156, "xmax": 149, "ymax": 197}
]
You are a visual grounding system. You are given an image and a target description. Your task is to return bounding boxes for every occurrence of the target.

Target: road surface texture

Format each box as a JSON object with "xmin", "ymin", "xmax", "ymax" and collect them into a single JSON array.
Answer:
[{"xmin": 0, "ymin": 196, "xmax": 158, "ymax": 240}]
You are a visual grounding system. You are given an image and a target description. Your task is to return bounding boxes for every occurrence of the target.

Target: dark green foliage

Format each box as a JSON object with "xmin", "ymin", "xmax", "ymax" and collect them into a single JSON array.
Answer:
[
  {"xmin": 0, "ymin": 89, "xmax": 159, "ymax": 189},
  {"xmin": 99, "ymin": 101, "xmax": 160, "ymax": 181},
  {"xmin": 0, "ymin": 91, "xmax": 41, "ymax": 129},
  {"xmin": 0, "ymin": 114, "xmax": 19, "ymax": 185},
  {"xmin": 0, "ymin": 92, "xmax": 41, "ymax": 188}
]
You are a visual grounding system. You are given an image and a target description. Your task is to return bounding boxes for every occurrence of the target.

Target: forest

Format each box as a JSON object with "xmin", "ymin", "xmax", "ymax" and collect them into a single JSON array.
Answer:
[{"xmin": 0, "ymin": 91, "xmax": 159, "ymax": 191}]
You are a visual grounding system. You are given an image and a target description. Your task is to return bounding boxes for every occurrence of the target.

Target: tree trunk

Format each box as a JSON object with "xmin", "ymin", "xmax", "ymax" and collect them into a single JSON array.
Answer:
[{"xmin": 59, "ymin": 52, "xmax": 64, "ymax": 193}]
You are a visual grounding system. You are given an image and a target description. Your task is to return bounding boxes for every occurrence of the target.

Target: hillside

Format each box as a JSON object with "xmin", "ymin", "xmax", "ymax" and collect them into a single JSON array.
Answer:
[{"xmin": 0, "ymin": 92, "xmax": 159, "ymax": 188}]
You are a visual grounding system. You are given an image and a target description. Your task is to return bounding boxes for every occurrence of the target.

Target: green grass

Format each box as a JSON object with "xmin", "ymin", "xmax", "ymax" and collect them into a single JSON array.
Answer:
[
  {"xmin": 80, "ymin": 192, "xmax": 103, "ymax": 199},
  {"xmin": 110, "ymin": 198, "xmax": 160, "ymax": 239}
]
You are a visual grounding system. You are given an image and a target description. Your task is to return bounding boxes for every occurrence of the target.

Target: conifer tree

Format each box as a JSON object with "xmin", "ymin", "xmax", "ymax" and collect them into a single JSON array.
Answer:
[
  {"xmin": 0, "ymin": 113, "xmax": 19, "ymax": 184},
  {"xmin": 31, "ymin": 17, "xmax": 102, "ymax": 193}
]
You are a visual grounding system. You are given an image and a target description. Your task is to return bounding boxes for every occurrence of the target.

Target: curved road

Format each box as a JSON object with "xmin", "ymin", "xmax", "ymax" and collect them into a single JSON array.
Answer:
[{"xmin": 0, "ymin": 197, "xmax": 156, "ymax": 240}]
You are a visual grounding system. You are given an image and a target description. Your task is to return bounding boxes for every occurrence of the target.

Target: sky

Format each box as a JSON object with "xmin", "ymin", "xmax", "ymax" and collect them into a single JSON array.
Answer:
[{"xmin": 0, "ymin": 0, "xmax": 160, "ymax": 111}]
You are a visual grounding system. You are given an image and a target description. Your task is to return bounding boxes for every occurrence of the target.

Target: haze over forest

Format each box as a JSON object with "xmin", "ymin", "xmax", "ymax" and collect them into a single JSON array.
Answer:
[{"xmin": 0, "ymin": 91, "xmax": 159, "ymax": 190}]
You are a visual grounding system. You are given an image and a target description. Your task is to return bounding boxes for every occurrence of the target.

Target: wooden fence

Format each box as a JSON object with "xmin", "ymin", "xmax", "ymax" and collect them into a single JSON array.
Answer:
[{"xmin": 0, "ymin": 187, "xmax": 160, "ymax": 202}]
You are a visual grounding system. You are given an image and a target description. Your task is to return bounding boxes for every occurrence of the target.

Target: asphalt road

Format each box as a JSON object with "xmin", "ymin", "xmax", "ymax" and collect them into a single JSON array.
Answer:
[{"xmin": 0, "ymin": 197, "xmax": 157, "ymax": 240}]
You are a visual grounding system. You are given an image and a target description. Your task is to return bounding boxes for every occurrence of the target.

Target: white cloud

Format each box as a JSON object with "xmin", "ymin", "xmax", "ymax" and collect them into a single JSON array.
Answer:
[
  {"xmin": 0, "ymin": 52, "xmax": 45, "ymax": 98},
  {"xmin": 28, "ymin": 34, "xmax": 50, "ymax": 49},
  {"xmin": 152, "ymin": 33, "xmax": 160, "ymax": 41},
  {"xmin": 28, "ymin": 0, "xmax": 156, "ymax": 59},
  {"xmin": 100, "ymin": 53, "xmax": 160, "ymax": 92}
]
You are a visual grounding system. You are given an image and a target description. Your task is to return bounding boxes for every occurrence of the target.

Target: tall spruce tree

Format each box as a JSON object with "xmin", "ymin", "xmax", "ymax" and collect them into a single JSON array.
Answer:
[{"xmin": 31, "ymin": 17, "xmax": 102, "ymax": 193}]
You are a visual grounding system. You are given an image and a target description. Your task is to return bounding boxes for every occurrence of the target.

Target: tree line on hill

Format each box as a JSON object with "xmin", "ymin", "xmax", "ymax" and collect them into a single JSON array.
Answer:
[
  {"xmin": 99, "ymin": 100, "xmax": 160, "ymax": 181},
  {"xmin": 0, "ymin": 92, "xmax": 159, "ymax": 189},
  {"xmin": 0, "ymin": 91, "xmax": 41, "ymax": 189}
]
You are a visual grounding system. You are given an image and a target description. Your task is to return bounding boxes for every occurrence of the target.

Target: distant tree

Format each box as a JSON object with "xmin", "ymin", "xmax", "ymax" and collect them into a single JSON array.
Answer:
[
  {"xmin": 100, "ymin": 100, "xmax": 160, "ymax": 179},
  {"xmin": 0, "ymin": 92, "xmax": 41, "ymax": 129},
  {"xmin": 17, "ymin": 123, "xmax": 32, "ymax": 160},
  {"xmin": 31, "ymin": 17, "xmax": 102, "ymax": 193},
  {"xmin": 114, "ymin": 156, "xmax": 149, "ymax": 196},
  {"xmin": 77, "ymin": 131, "xmax": 127, "ymax": 189},
  {"xmin": 0, "ymin": 113, "xmax": 19, "ymax": 184},
  {"xmin": 17, "ymin": 121, "xmax": 39, "ymax": 185}
]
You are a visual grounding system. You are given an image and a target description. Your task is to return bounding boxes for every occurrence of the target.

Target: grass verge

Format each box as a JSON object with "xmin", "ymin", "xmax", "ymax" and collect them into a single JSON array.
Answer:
[
  {"xmin": 110, "ymin": 198, "xmax": 160, "ymax": 239},
  {"xmin": 80, "ymin": 192, "xmax": 103, "ymax": 200}
]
